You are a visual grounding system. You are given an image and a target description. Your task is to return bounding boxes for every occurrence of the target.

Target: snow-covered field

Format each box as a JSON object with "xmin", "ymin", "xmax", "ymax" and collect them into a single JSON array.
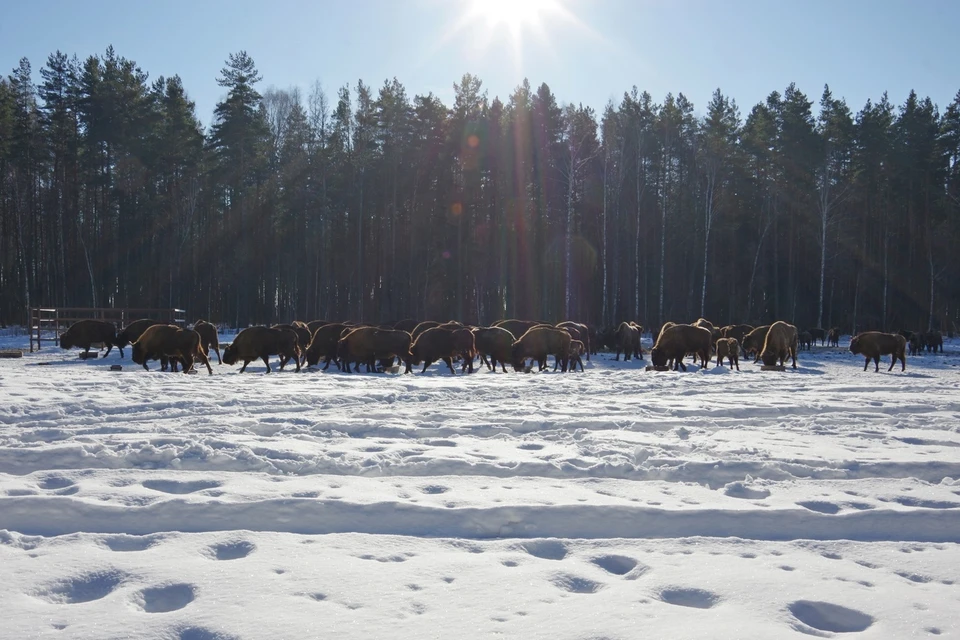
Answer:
[{"xmin": 2, "ymin": 330, "xmax": 959, "ymax": 639}]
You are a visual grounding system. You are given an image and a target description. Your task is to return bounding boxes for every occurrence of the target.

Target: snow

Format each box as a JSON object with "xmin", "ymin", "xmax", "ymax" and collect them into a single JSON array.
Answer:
[{"xmin": 2, "ymin": 331, "xmax": 959, "ymax": 639}]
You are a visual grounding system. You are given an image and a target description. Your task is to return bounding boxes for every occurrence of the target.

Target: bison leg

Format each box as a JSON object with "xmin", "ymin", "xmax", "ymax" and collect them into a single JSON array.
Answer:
[
  {"xmin": 615, "ymin": 349, "xmax": 621, "ymax": 361},
  {"xmin": 421, "ymin": 361, "xmax": 430, "ymax": 373},
  {"xmin": 212, "ymin": 346, "xmax": 222, "ymax": 365},
  {"xmin": 238, "ymin": 359, "xmax": 248, "ymax": 373},
  {"xmin": 862, "ymin": 357, "xmax": 869, "ymax": 372},
  {"xmin": 888, "ymin": 354, "xmax": 897, "ymax": 372},
  {"xmin": 442, "ymin": 357, "xmax": 456, "ymax": 374},
  {"xmin": 677, "ymin": 358, "xmax": 688, "ymax": 372},
  {"xmin": 195, "ymin": 349, "xmax": 213, "ymax": 375}
]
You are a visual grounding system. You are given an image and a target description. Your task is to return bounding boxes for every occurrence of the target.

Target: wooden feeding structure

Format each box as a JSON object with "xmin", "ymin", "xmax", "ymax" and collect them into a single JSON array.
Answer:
[
  {"xmin": 29, "ymin": 307, "xmax": 187, "ymax": 352},
  {"xmin": 0, "ymin": 349, "xmax": 23, "ymax": 359},
  {"xmin": 646, "ymin": 365, "xmax": 671, "ymax": 372},
  {"xmin": 760, "ymin": 365, "xmax": 787, "ymax": 372}
]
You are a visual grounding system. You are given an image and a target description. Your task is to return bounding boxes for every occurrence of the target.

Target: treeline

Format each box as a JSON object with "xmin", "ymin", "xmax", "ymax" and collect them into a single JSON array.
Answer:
[{"xmin": 1, "ymin": 47, "xmax": 958, "ymax": 332}]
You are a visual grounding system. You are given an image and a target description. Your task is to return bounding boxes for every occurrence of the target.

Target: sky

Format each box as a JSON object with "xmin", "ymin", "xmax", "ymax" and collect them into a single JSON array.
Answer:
[{"xmin": 1, "ymin": 0, "xmax": 957, "ymax": 129}]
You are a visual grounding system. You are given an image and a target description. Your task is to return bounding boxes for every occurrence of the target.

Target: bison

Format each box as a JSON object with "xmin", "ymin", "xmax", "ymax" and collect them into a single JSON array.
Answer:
[
  {"xmin": 850, "ymin": 331, "xmax": 907, "ymax": 372},
  {"xmin": 193, "ymin": 319, "xmax": 222, "ymax": 365},
  {"xmin": 810, "ymin": 328, "xmax": 826, "ymax": 346},
  {"xmin": 304, "ymin": 323, "xmax": 349, "ymax": 369},
  {"xmin": 493, "ymin": 319, "xmax": 543, "ymax": 344},
  {"xmin": 393, "ymin": 318, "xmax": 419, "ymax": 333},
  {"xmin": 116, "ymin": 319, "xmax": 164, "ymax": 356},
  {"xmin": 223, "ymin": 326, "xmax": 301, "ymax": 373},
  {"xmin": 472, "ymin": 326, "xmax": 516, "ymax": 373},
  {"xmin": 557, "ymin": 321, "xmax": 592, "ymax": 361},
  {"xmin": 59, "ymin": 319, "xmax": 120, "ymax": 358},
  {"xmin": 565, "ymin": 339, "xmax": 586, "ymax": 372},
  {"xmin": 409, "ymin": 327, "xmax": 464, "ymax": 374},
  {"xmin": 798, "ymin": 331, "xmax": 813, "ymax": 351},
  {"xmin": 650, "ymin": 323, "xmax": 712, "ymax": 371},
  {"xmin": 759, "ymin": 321, "xmax": 798, "ymax": 369},
  {"xmin": 511, "ymin": 326, "xmax": 572, "ymax": 372},
  {"xmin": 715, "ymin": 337, "xmax": 740, "ymax": 371},
  {"xmin": 273, "ymin": 322, "xmax": 311, "ymax": 365},
  {"xmin": 924, "ymin": 330, "xmax": 943, "ymax": 353},
  {"xmin": 338, "ymin": 327, "xmax": 414, "ymax": 373},
  {"xmin": 827, "ymin": 327, "xmax": 840, "ymax": 347},
  {"xmin": 741, "ymin": 325, "xmax": 771, "ymax": 362},
  {"xmin": 131, "ymin": 324, "xmax": 212, "ymax": 375},
  {"xmin": 614, "ymin": 322, "xmax": 642, "ymax": 361}
]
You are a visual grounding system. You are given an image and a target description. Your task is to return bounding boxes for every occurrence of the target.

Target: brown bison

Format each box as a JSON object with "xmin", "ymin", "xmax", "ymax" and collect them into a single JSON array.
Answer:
[
  {"xmin": 827, "ymin": 327, "xmax": 840, "ymax": 347},
  {"xmin": 393, "ymin": 318, "xmax": 419, "ymax": 333},
  {"xmin": 810, "ymin": 328, "xmax": 826, "ymax": 346},
  {"xmin": 223, "ymin": 326, "xmax": 301, "ymax": 373},
  {"xmin": 273, "ymin": 322, "xmax": 311, "ymax": 365},
  {"xmin": 409, "ymin": 327, "xmax": 465, "ymax": 374},
  {"xmin": 304, "ymin": 323, "xmax": 350, "ymax": 369},
  {"xmin": 742, "ymin": 325, "xmax": 771, "ymax": 362},
  {"xmin": 715, "ymin": 337, "xmax": 740, "ymax": 371},
  {"xmin": 557, "ymin": 321, "xmax": 591, "ymax": 361},
  {"xmin": 759, "ymin": 321, "xmax": 798, "ymax": 368},
  {"xmin": 850, "ymin": 332, "xmax": 907, "ymax": 372},
  {"xmin": 720, "ymin": 324, "xmax": 754, "ymax": 356},
  {"xmin": 338, "ymin": 327, "xmax": 414, "ymax": 373},
  {"xmin": 565, "ymin": 339, "xmax": 586, "ymax": 372},
  {"xmin": 798, "ymin": 331, "xmax": 813, "ymax": 351},
  {"xmin": 411, "ymin": 320, "xmax": 442, "ymax": 340},
  {"xmin": 116, "ymin": 319, "xmax": 164, "ymax": 355},
  {"xmin": 494, "ymin": 319, "xmax": 543, "ymax": 344},
  {"xmin": 132, "ymin": 324, "xmax": 212, "ymax": 375},
  {"xmin": 59, "ymin": 319, "xmax": 120, "ymax": 357},
  {"xmin": 306, "ymin": 320, "xmax": 330, "ymax": 336},
  {"xmin": 472, "ymin": 326, "xmax": 516, "ymax": 373},
  {"xmin": 650, "ymin": 324, "xmax": 712, "ymax": 371},
  {"xmin": 511, "ymin": 326, "xmax": 572, "ymax": 372},
  {"xmin": 693, "ymin": 318, "xmax": 722, "ymax": 344},
  {"xmin": 924, "ymin": 330, "xmax": 943, "ymax": 353},
  {"xmin": 614, "ymin": 321, "xmax": 642, "ymax": 361},
  {"xmin": 193, "ymin": 319, "xmax": 222, "ymax": 365}
]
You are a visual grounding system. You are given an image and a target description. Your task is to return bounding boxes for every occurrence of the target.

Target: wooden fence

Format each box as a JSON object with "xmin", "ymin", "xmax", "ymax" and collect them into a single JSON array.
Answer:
[{"xmin": 29, "ymin": 308, "xmax": 186, "ymax": 352}]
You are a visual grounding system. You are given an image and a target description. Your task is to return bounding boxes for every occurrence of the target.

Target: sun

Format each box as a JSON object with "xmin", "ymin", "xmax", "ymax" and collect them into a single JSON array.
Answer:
[{"xmin": 467, "ymin": 0, "xmax": 561, "ymax": 34}]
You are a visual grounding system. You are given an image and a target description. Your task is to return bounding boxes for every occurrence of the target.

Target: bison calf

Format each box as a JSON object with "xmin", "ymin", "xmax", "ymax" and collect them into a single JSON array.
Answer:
[
  {"xmin": 193, "ymin": 320, "xmax": 222, "ymax": 365},
  {"xmin": 849, "ymin": 331, "xmax": 906, "ymax": 372},
  {"xmin": 715, "ymin": 337, "xmax": 740, "ymax": 371}
]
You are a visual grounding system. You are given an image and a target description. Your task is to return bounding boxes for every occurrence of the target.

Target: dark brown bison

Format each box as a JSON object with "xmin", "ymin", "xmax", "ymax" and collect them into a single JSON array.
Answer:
[
  {"xmin": 566, "ymin": 339, "xmax": 586, "ymax": 372},
  {"xmin": 223, "ymin": 326, "xmax": 301, "ymax": 373},
  {"xmin": 472, "ymin": 326, "xmax": 516, "ymax": 373},
  {"xmin": 924, "ymin": 330, "xmax": 943, "ymax": 353},
  {"xmin": 557, "ymin": 321, "xmax": 591, "ymax": 361},
  {"xmin": 512, "ymin": 326, "xmax": 572, "ymax": 372},
  {"xmin": 827, "ymin": 327, "xmax": 840, "ymax": 347},
  {"xmin": 59, "ymin": 319, "xmax": 120, "ymax": 357},
  {"xmin": 116, "ymin": 319, "xmax": 164, "ymax": 355},
  {"xmin": 810, "ymin": 328, "xmax": 826, "ymax": 346},
  {"xmin": 760, "ymin": 321, "xmax": 798, "ymax": 368},
  {"xmin": 192, "ymin": 320, "xmax": 222, "ymax": 365},
  {"xmin": 908, "ymin": 332, "xmax": 924, "ymax": 356},
  {"xmin": 693, "ymin": 318, "xmax": 722, "ymax": 345},
  {"xmin": 850, "ymin": 332, "xmax": 907, "ymax": 372},
  {"xmin": 494, "ymin": 320, "xmax": 543, "ymax": 344},
  {"xmin": 798, "ymin": 331, "xmax": 813, "ymax": 351},
  {"xmin": 306, "ymin": 320, "xmax": 330, "ymax": 336},
  {"xmin": 411, "ymin": 320, "xmax": 442, "ymax": 340},
  {"xmin": 614, "ymin": 322, "xmax": 642, "ymax": 361},
  {"xmin": 304, "ymin": 323, "xmax": 349, "ymax": 369},
  {"xmin": 338, "ymin": 327, "xmax": 414, "ymax": 373},
  {"xmin": 715, "ymin": 337, "xmax": 740, "ymax": 371},
  {"xmin": 720, "ymin": 324, "xmax": 754, "ymax": 356},
  {"xmin": 742, "ymin": 325, "xmax": 771, "ymax": 362},
  {"xmin": 132, "ymin": 324, "xmax": 212, "ymax": 375},
  {"xmin": 393, "ymin": 319, "xmax": 419, "ymax": 333},
  {"xmin": 409, "ymin": 327, "xmax": 464, "ymax": 374},
  {"xmin": 273, "ymin": 322, "xmax": 311, "ymax": 365},
  {"xmin": 650, "ymin": 324, "xmax": 712, "ymax": 371}
]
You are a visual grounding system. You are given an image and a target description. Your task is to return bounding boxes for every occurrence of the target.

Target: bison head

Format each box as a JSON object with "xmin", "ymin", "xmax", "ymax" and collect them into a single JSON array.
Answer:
[
  {"xmin": 760, "ymin": 350, "xmax": 780, "ymax": 366},
  {"xmin": 650, "ymin": 347, "xmax": 668, "ymax": 368},
  {"xmin": 849, "ymin": 336, "xmax": 861, "ymax": 355},
  {"xmin": 131, "ymin": 341, "xmax": 146, "ymax": 365},
  {"xmin": 222, "ymin": 344, "xmax": 238, "ymax": 366},
  {"xmin": 59, "ymin": 332, "xmax": 75, "ymax": 350}
]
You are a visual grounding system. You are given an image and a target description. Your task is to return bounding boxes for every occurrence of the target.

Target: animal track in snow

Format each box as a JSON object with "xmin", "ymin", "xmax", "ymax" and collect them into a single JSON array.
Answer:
[
  {"xmin": 357, "ymin": 554, "xmax": 409, "ymax": 563},
  {"xmin": 206, "ymin": 540, "xmax": 255, "ymax": 561},
  {"xmin": 102, "ymin": 534, "xmax": 158, "ymax": 552},
  {"xmin": 722, "ymin": 482, "xmax": 770, "ymax": 500},
  {"xmin": 658, "ymin": 587, "xmax": 720, "ymax": 609},
  {"xmin": 177, "ymin": 627, "xmax": 238, "ymax": 640},
  {"xmin": 550, "ymin": 573, "xmax": 604, "ymax": 594},
  {"xmin": 520, "ymin": 540, "xmax": 568, "ymax": 560},
  {"xmin": 797, "ymin": 501, "xmax": 841, "ymax": 514},
  {"xmin": 420, "ymin": 484, "xmax": 449, "ymax": 494},
  {"xmin": 896, "ymin": 571, "xmax": 932, "ymax": 583},
  {"xmin": 35, "ymin": 569, "xmax": 127, "ymax": 604},
  {"xmin": 517, "ymin": 443, "xmax": 545, "ymax": 450},
  {"xmin": 788, "ymin": 600, "xmax": 874, "ymax": 634},
  {"xmin": 891, "ymin": 496, "xmax": 960, "ymax": 509},
  {"xmin": 37, "ymin": 476, "xmax": 74, "ymax": 490},
  {"xmin": 142, "ymin": 479, "xmax": 222, "ymax": 494},
  {"xmin": 591, "ymin": 555, "xmax": 645, "ymax": 578},
  {"xmin": 134, "ymin": 583, "xmax": 196, "ymax": 613}
]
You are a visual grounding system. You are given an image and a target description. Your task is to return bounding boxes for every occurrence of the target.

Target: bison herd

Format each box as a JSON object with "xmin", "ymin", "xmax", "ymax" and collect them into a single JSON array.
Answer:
[{"xmin": 53, "ymin": 316, "xmax": 949, "ymax": 376}]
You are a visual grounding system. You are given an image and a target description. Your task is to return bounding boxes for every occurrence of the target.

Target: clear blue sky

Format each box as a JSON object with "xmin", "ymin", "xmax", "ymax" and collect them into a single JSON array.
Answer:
[{"xmin": 2, "ymin": 0, "xmax": 957, "ymax": 128}]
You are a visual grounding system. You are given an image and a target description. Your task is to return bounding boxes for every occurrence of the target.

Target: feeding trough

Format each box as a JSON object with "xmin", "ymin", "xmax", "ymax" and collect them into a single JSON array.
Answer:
[
  {"xmin": 0, "ymin": 349, "xmax": 23, "ymax": 359},
  {"xmin": 110, "ymin": 364, "xmax": 122, "ymax": 371},
  {"xmin": 78, "ymin": 352, "xmax": 99, "ymax": 360},
  {"xmin": 760, "ymin": 365, "xmax": 786, "ymax": 372},
  {"xmin": 646, "ymin": 365, "xmax": 671, "ymax": 372}
]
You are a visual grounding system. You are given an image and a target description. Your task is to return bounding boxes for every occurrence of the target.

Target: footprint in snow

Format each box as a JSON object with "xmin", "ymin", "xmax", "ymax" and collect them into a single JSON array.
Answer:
[
  {"xmin": 722, "ymin": 482, "xmax": 771, "ymax": 500},
  {"xmin": 142, "ymin": 479, "xmax": 222, "ymax": 494},
  {"xmin": 658, "ymin": 587, "xmax": 721, "ymax": 609},
  {"xmin": 591, "ymin": 555, "xmax": 648, "ymax": 579},
  {"xmin": 420, "ymin": 484, "xmax": 449, "ymax": 495},
  {"xmin": 34, "ymin": 569, "xmax": 127, "ymax": 604},
  {"xmin": 788, "ymin": 600, "xmax": 874, "ymax": 634},
  {"xmin": 520, "ymin": 540, "xmax": 568, "ymax": 560},
  {"xmin": 134, "ymin": 583, "xmax": 196, "ymax": 613},
  {"xmin": 797, "ymin": 501, "xmax": 841, "ymax": 514},
  {"xmin": 177, "ymin": 627, "xmax": 239, "ymax": 640},
  {"xmin": 101, "ymin": 534, "xmax": 159, "ymax": 552},
  {"xmin": 205, "ymin": 540, "xmax": 255, "ymax": 561},
  {"xmin": 550, "ymin": 573, "xmax": 604, "ymax": 594},
  {"xmin": 37, "ymin": 476, "xmax": 74, "ymax": 490}
]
